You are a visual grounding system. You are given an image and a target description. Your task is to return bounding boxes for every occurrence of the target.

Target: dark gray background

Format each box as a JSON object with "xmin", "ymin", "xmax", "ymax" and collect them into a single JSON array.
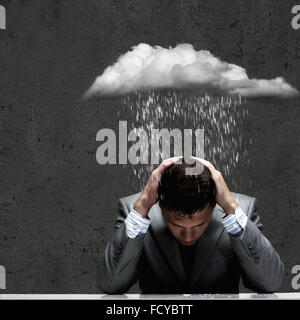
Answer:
[{"xmin": 0, "ymin": 0, "xmax": 299, "ymax": 293}]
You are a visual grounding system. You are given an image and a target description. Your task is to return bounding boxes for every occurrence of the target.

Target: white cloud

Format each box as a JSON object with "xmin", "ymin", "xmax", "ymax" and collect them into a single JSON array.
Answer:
[{"xmin": 85, "ymin": 43, "xmax": 298, "ymax": 98}]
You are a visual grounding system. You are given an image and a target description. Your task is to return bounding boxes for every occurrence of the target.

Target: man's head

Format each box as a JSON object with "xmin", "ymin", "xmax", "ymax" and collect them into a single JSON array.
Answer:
[{"xmin": 158, "ymin": 158, "xmax": 216, "ymax": 246}]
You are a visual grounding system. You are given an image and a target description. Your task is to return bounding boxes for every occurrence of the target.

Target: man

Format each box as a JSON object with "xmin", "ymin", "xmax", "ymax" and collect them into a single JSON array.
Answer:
[{"xmin": 97, "ymin": 156, "xmax": 284, "ymax": 294}]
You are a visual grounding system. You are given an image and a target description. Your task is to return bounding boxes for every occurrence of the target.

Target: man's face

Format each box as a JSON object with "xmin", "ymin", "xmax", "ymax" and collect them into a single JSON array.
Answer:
[{"xmin": 162, "ymin": 203, "xmax": 214, "ymax": 246}]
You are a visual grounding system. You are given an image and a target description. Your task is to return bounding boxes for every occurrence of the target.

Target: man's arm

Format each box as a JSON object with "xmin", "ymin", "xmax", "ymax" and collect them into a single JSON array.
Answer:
[
  {"xmin": 96, "ymin": 198, "xmax": 147, "ymax": 294},
  {"xmin": 191, "ymin": 157, "xmax": 285, "ymax": 293},
  {"xmin": 229, "ymin": 197, "xmax": 285, "ymax": 293},
  {"xmin": 97, "ymin": 156, "xmax": 183, "ymax": 294}
]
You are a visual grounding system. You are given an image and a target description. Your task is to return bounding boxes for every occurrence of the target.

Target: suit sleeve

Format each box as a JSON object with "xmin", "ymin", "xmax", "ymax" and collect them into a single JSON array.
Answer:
[
  {"xmin": 229, "ymin": 197, "xmax": 285, "ymax": 293},
  {"xmin": 96, "ymin": 198, "xmax": 146, "ymax": 294}
]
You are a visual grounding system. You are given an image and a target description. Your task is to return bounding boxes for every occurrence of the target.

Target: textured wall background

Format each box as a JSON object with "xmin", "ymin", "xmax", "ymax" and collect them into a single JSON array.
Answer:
[{"xmin": 0, "ymin": 0, "xmax": 299, "ymax": 293}]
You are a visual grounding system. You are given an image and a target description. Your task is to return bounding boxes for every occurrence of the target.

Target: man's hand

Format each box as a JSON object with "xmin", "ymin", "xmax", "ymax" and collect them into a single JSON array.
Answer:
[
  {"xmin": 191, "ymin": 157, "xmax": 238, "ymax": 215},
  {"xmin": 133, "ymin": 156, "xmax": 183, "ymax": 218}
]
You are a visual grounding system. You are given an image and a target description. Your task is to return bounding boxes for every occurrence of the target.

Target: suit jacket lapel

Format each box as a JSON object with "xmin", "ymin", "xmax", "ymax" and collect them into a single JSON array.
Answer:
[
  {"xmin": 148, "ymin": 203, "xmax": 225, "ymax": 288},
  {"xmin": 188, "ymin": 206, "xmax": 225, "ymax": 287},
  {"xmin": 148, "ymin": 204, "xmax": 187, "ymax": 286}
]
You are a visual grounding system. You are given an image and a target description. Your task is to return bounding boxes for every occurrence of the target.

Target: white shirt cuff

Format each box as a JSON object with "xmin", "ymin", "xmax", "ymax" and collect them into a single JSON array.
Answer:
[
  {"xmin": 124, "ymin": 209, "xmax": 151, "ymax": 238},
  {"xmin": 221, "ymin": 207, "xmax": 248, "ymax": 237}
]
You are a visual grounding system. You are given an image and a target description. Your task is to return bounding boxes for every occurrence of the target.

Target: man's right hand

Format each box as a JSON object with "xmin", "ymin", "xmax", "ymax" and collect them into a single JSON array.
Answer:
[{"xmin": 133, "ymin": 156, "xmax": 183, "ymax": 218}]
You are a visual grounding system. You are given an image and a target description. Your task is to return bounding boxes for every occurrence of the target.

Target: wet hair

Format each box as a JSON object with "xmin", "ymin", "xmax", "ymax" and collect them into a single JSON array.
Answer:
[{"xmin": 158, "ymin": 158, "xmax": 216, "ymax": 216}]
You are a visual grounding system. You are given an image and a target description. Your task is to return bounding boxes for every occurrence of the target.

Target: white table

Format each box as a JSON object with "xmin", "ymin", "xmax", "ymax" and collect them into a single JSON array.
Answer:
[{"xmin": 1, "ymin": 293, "xmax": 300, "ymax": 300}]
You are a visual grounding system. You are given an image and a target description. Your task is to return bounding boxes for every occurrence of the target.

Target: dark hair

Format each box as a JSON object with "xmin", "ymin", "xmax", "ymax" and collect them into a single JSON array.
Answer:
[{"xmin": 158, "ymin": 158, "xmax": 216, "ymax": 216}]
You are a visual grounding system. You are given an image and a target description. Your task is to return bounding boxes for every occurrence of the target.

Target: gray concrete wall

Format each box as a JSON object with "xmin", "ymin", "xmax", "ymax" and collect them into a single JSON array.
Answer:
[{"xmin": 0, "ymin": 0, "xmax": 299, "ymax": 293}]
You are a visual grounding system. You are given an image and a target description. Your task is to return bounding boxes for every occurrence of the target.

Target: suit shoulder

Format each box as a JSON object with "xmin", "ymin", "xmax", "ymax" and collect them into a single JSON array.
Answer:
[
  {"xmin": 231, "ymin": 192, "xmax": 256, "ymax": 202},
  {"xmin": 231, "ymin": 192, "xmax": 257, "ymax": 216},
  {"xmin": 119, "ymin": 192, "xmax": 141, "ymax": 210}
]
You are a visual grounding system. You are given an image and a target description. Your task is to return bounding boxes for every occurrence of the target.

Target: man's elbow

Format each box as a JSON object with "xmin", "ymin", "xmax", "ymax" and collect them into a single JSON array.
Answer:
[
  {"xmin": 96, "ymin": 268, "xmax": 114, "ymax": 294},
  {"xmin": 97, "ymin": 282, "xmax": 125, "ymax": 294},
  {"xmin": 97, "ymin": 281, "xmax": 129, "ymax": 294},
  {"xmin": 96, "ymin": 268, "xmax": 128, "ymax": 294},
  {"xmin": 261, "ymin": 261, "xmax": 285, "ymax": 293}
]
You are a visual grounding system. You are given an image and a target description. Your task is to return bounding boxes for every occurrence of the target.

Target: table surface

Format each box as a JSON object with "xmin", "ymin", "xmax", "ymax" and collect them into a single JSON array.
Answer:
[{"xmin": 1, "ymin": 293, "xmax": 300, "ymax": 300}]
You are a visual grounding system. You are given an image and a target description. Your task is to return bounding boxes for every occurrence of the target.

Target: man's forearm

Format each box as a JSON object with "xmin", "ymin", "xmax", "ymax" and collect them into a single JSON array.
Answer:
[
  {"xmin": 230, "ymin": 219, "xmax": 284, "ymax": 292},
  {"xmin": 133, "ymin": 194, "xmax": 153, "ymax": 218},
  {"xmin": 97, "ymin": 222, "xmax": 145, "ymax": 293}
]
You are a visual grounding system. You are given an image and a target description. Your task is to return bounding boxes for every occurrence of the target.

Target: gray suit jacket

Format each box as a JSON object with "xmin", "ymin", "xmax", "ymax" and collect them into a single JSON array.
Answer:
[{"xmin": 97, "ymin": 192, "xmax": 284, "ymax": 294}]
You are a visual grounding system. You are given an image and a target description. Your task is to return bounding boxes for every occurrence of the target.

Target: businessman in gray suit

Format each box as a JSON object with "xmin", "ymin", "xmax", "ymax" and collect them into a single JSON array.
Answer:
[{"xmin": 97, "ymin": 156, "xmax": 284, "ymax": 294}]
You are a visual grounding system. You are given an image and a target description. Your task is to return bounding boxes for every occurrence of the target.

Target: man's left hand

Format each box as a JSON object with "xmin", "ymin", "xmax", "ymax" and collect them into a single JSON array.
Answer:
[{"xmin": 191, "ymin": 157, "xmax": 238, "ymax": 215}]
